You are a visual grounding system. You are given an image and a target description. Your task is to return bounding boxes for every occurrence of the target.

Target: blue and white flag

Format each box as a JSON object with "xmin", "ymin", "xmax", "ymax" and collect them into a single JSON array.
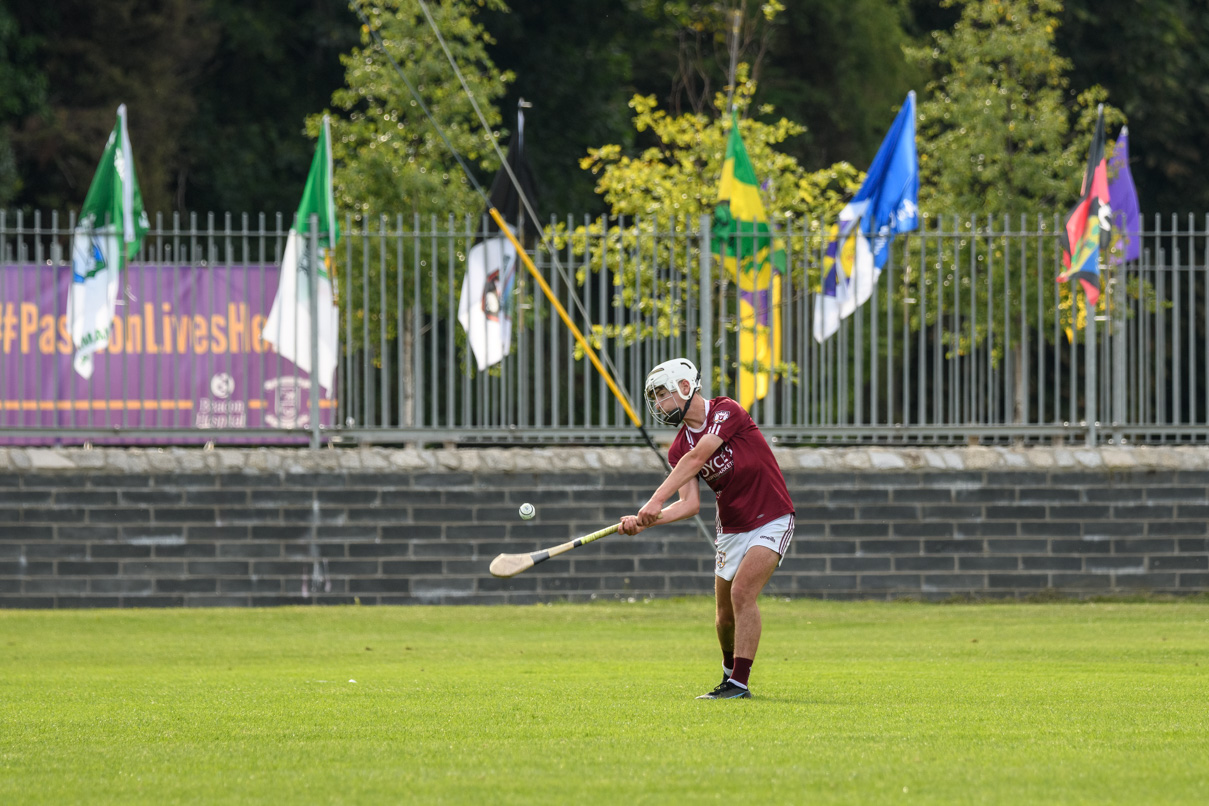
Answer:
[{"xmin": 814, "ymin": 91, "xmax": 919, "ymax": 343}]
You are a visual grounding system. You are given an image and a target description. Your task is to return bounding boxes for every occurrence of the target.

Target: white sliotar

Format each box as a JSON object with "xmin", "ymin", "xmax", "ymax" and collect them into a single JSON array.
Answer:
[{"xmin": 518, "ymin": 503, "xmax": 536, "ymax": 520}]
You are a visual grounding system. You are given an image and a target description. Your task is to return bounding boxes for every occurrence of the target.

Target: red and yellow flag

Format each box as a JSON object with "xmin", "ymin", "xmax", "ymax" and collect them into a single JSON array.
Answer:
[{"xmin": 1058, "ymin": 107, "xmax": 1110, "ymax": 308}]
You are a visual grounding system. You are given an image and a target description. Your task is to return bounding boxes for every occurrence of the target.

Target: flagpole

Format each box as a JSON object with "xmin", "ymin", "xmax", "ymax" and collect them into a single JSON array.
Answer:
[
  {"xmin": 308, "ymin": 217, "xmax": 322, "ymax": 450},
  {"xmin": 726, "ymin": 9, "xmax": 754, "ymax": 413},
  {"xmin": 516, "ymin": 98, "xmax": 531, "ymax": 241},
  {"xmin": 1086, "ymin": 290, "xmax": 1097, "ymax": 446},
  {"xmin": 723, "ymin": 8, "xmax": 764, "ymax": 412},
  {"xmin": 725, "ymin": 8, "xmax": 741, "ymax": 115},
  {"xmin": 517, "ymin": 98, "xmax": 531, "ymax": 154},
  {"xmin": 1084, "ymin": 103, "xmax": 1104, "ymax": 447}
]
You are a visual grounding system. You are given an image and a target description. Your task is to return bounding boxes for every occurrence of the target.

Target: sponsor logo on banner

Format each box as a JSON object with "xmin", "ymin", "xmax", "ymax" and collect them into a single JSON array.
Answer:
[
  {"xmin": 264, "ymin": 376, "xmax": 311, "ymax": 429},
  {"xmin": 210, "ymin": 372, "xmax": 235, "ymax": 399},
  {"xmin": 197, "ymin": 373, "xmax": 246, "ymax": 428}
]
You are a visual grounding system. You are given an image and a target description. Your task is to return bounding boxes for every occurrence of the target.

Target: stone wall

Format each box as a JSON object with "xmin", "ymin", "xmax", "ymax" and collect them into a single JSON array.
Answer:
[{"xmin": 1, "ymin": 446, "xmax": 1207, "ymax": 607}]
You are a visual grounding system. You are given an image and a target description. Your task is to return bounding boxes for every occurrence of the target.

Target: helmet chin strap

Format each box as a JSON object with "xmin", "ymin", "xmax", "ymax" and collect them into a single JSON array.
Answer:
[{"xmin": 667, "ymin": 390, "xmax": 696, "ymax": 426}]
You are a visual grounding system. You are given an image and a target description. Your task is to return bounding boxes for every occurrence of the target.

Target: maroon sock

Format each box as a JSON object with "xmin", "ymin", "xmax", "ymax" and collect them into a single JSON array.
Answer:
[
  {"xmin": 730, "ymin": 657, "xmax": 753, "ymax": 687},
  {"xmin": 722, "ymin": 650, "xmax": 735, "ymax": 669}
]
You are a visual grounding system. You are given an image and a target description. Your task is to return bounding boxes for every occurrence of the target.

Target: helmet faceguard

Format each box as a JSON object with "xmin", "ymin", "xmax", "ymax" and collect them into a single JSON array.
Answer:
[{"xmin": 644, "ymin": 359, "xmax": 702, "ymax": 427}]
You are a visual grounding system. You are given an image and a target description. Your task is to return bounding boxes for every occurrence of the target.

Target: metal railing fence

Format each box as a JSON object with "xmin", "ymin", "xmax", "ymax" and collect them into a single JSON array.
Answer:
[{"xmin": 1, "ymin": 209, "xmax": 1207, "ymax": 446}]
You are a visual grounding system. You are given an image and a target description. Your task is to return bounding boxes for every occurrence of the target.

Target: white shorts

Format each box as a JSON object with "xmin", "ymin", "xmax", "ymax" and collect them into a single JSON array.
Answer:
[{"xmin": 713, "ymin": 514, "xmax": 795, "ymax": 581}]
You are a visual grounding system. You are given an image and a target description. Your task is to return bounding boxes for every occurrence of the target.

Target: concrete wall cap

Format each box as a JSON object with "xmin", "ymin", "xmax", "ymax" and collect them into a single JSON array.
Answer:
[{"xmin": 2, "ymin": 444, "xmax": 1209, "ymax": 473}]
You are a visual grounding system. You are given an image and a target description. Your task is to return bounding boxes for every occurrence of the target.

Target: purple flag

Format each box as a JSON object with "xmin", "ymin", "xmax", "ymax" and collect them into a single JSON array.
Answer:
[{"xmin": 1108, "ymin": 126, "xmax": 1141, "ymax": 264}]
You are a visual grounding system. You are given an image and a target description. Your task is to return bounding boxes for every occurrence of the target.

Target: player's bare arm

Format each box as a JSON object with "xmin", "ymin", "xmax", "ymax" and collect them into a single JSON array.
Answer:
[
  {"xmin": 626, "ymin": 433, "xmax": 721, "ymax": 531},
  {"xmin": 623, "ymin": 435, "xmax": 715, "ymax": 536},
  {"xmin": 620, "ymin": 478, "xmax": 698, "ymax": 535}
]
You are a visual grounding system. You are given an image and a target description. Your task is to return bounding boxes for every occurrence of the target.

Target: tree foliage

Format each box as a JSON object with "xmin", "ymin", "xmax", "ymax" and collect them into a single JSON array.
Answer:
[
  {"xmin": 1059, "ymin": 0, "xmax": 1209, "ymax": 215},
  {"xmin": 481, "ymin": 0, "xmax": 645, "ymax": 216},
  {"xmin": 560, "ymin": 67, "xmax": 862, "ymax": 353},
  {"xmin": 305, "ymin": 0, "xmax": 516, "ymax": 358},
  {"xmin": 0, "ymin": 4, "xmax": 45, "ymax": 206},
  {"xmin": 907, "ymin": 0, "xmax": 1122, "ymax": 216},
  {"xmin": 0, "ymin": 0, "xmax": 1205, "ymax": 224},
  {"xmin": 615, "ymin": 0, "xmax": 919, "ymax": 183},
  {"xmin": 317, "ymin": 0, "xmax": 512, "ymax": 222},
  {"xmin": 181, "ymin": 0, "xmax": 357, "ymax": 216},
  {"xmin": 900, "ymin": 0, "xmax": 1127, "ymax": 361},
  {"xmin": 580, "ymin": 80, "xmax": 820, "ymax": 225},
  {"xmin": 759, "ymin": 0, "xmax": 921, "ymax": 171},
  {"xmin": 6, "ymin": 0, "xmax": 216, "ymax": 215},
  {"xmin": 622, "ymin": 0, "xmax": 787, "ymax": 117},
  {"xmin": 478, "ymin": 0, "xmax": 919, "ymax": 217}
]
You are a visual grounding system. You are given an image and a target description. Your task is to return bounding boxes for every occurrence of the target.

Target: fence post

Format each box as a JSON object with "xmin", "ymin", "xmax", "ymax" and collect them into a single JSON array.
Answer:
[
  {"xmin": 699, "ymin": 214, "xmax": 712, "ymax": 391},
  {"xmin": 1085, "ymin": 300, "xmax": 1097, "ymax": 446},
  {"xmin": 1112, "ymin": 275, "xmax": 1126, "ymax": 439},
  {"xmin": 309, "ymin": 215, "xmax": 322, "ymax": 450}
]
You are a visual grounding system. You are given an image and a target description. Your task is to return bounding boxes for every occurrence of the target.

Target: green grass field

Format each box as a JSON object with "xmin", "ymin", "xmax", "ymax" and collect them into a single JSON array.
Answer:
[{"xmin": 2, "ymin": 599, "xmax": 1207, "ymax": 804}]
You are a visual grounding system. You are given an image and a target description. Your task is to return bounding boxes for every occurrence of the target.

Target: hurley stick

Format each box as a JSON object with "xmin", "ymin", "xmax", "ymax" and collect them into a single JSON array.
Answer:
[{"xmin": 489, "ymin": 513, "xmax": 663, "ymax": 578}]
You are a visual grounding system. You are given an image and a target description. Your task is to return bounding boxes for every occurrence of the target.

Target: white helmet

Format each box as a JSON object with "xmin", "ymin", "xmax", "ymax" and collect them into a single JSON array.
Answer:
[{"xmin": 644, "ymin": 358, "xmax": 701, "ymax": 426}]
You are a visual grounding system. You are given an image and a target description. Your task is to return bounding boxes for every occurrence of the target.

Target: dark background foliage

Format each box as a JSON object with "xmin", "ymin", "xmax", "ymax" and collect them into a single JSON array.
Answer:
[{"xmin": 0, "ymin": 0, "xmax": 1204, "ymax": 218}]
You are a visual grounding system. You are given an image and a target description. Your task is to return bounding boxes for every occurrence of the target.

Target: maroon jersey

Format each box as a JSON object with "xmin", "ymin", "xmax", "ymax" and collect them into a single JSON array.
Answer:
[{"xmin": 668, "ymin": 396, "xmax": 794, "ymax": 534}]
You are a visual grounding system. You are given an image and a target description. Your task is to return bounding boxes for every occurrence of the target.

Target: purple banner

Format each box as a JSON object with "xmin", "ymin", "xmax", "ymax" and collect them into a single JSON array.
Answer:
[{"xmin": 0, "ymin": 263, "xmax": 335, "ymax": 444}]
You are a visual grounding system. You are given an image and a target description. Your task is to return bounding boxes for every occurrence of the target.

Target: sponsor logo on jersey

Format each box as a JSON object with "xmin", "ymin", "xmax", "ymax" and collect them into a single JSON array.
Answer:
[{"xmin": 699, "ymin": 445, "xmax": 734, "ymax": 483}]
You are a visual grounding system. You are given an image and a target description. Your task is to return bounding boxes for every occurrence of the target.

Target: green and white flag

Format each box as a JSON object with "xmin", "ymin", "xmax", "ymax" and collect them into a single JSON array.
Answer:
[
  {"xmin": 67, "ymin": 104, "xmax": 149, "ymax": 379},
  {"xmin": 263, "ymin": 115, "xmax": 340, "ymax": 396}
]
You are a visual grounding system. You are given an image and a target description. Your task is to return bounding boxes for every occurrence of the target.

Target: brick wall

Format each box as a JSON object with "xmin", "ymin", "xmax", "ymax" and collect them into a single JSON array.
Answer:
[{"xmin": 1, "ymin": 447, "xmax": 1207, "ymax": 607}]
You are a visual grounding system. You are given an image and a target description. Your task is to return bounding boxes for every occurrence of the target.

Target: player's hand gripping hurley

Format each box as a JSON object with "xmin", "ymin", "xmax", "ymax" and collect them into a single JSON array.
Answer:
[{"xmin": 489, "ymin": 512, "xmax": 663, "ymax": 578}]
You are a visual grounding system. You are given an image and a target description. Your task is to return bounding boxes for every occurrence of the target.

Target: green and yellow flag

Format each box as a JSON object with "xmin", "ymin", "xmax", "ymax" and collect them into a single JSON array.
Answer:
[{"xmin": 711, "ymin": 111, "xmax": 784, "ymax": 410}]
